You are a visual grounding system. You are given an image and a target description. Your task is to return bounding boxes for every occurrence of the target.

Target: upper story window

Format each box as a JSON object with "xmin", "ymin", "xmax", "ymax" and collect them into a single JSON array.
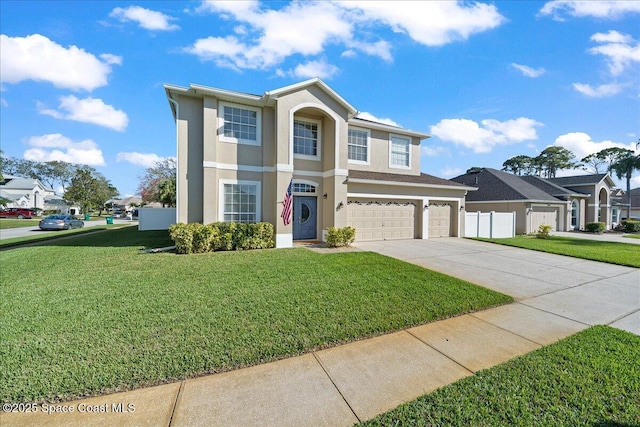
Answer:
[
  {"xmin": 219, "ymin": 102, "xmax": 261, "ymax": 146},
  {"xmin": 389, "ymin": 134, "xmax": 410, "ymax": 169},
  {"xmin": 293, "ymin": 119, "xmax": 321, "ymax": 160},
  {"xmin": 348, "ymin": 128, "xmax": 370, "ymax": 164}
]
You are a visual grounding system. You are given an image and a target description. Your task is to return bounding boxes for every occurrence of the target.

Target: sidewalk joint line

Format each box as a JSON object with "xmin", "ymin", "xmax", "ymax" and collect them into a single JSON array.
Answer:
[
  {"xmin": 468, "ymin": 307, "xmax": 546, "ymax": 347},
  {"xmin": 311, "ymin": 352, "xmax": 361, "ymax": 424},
  {"xmin": 167, "ymin": 381, "xmax": 185, "ymax": 427}
]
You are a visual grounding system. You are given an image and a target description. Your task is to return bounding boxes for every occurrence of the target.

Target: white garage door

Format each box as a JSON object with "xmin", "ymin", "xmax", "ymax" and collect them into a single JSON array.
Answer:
[
  {"xmin": 347, "ymin": 199, "xmax": 415, "ymax": 241},
  {"xmin": 428, "ymin": 202, "xmax": 453, "ymax": 238},
  {"xmin": 530, "ymin": 207, "xmax": 558, "ymax": 232}
]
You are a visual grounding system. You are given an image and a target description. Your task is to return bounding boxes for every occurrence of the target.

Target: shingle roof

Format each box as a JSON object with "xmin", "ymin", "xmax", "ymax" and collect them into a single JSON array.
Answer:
[
  {"xmin": 520, "ymin": 175, "xmax": 588, "ymax": 198},
  {"xmin": 348, "ymin": 170, "xmax": 472, "ymax": 188},
  {"xmin": 549, "ymin": 174, "xmax": 608, "ymax": 186},
  {"xmin": 631, "ymin": 188, "xmax": 640, "ymax": 208},
  {"xmin": 451, "ymin": 168, "xmax": 563, "ymax": 202}
]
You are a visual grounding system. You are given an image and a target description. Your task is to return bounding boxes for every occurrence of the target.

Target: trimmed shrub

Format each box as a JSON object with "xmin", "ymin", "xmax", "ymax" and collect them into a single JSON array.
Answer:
[
  {"xmin": 326, "ymin": 226, "xmax": 356, "ymax": 247},
  {"xmin": 621, "ymin": 219, "xmax": 640, "ymax": 233},
  {"xmin": 535, "ymin": 224, "xmax": 552, "ymax": 239},
  {"xmin": 585, "ymin": 222, "xmax": 605, "ymax": 233},
  {"xmin": 170, "ymin": 221, "xmax": 275, "ymax": 254}
]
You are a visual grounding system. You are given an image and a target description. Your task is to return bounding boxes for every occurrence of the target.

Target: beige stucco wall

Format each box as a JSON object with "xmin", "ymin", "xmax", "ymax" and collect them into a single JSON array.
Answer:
[
  {"xmin": 176, "ymin": 94, "xmax": 204, "ymax": 224},
  {"xmin": 347, "ymin": 129, "xmax": 421, "ymax": 176}
]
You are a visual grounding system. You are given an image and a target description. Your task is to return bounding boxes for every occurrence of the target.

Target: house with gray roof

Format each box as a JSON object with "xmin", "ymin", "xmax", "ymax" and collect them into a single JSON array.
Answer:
[
  {"xmin": 0, "ymin": 175, "xmax": 55, "ymax": 210},
  {"xmin": 452, "ymin": 168, "xmax": 618, "ymax": 234}
]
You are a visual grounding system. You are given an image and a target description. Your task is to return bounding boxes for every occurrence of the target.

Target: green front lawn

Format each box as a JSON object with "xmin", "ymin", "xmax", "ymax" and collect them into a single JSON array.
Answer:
[
  {"xmin": 0, "ymin": 227, "xmax": 511, "ymax": 404},
  {"xmin": 0, "ymin": 225, "xmax": 119, "ymax": 248},
  {"xmin": 476, "ymin": 236, "xmax": 640, "ymax": 268},
  {"xmin": 0, "ymin": 218, "xmax": 40, "ymax": 229},
  {"xmin": 364, "ymin": 326, "xmax": 640, "ymax": 426},
  {"xmin": 623, "ymin": 234, "xmax": 640, "ymax": 240}
]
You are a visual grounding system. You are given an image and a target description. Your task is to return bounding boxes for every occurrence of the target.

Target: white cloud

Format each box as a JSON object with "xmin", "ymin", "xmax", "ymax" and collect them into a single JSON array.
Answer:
[
  {"xmin": 588, "ymin": 31, "xmax": 640, "ymax": 76},
  {"xmin": 288, "ymin": 60, "xmax": 339, "ymax": 79},
  {"xmin": 23, "ymin": 134, "xmax": 105, "ymax": 166},
  {"xmin": 511, "ymin": 63, "xmax": 546, "ymax": 78},
  {"xmin": 186, "ymin": 0, "xmax": 504, "ymax": 71},
  {"xmin": 355, "ymin": 112, "xmax": 399, "ymax": 127},
  {"xmin": 440, "ymin": 167, "xmax": 462, "ymax": 178},
  {"xmin": 430, "ymin": 117, "xmax": 542, "ymax": 153},
  {"xmin": 540, "ymin": 1, "xmax": 640, "ymax": 20},
  {"xmin": 110, "ymin": 5, "xmax": 180, "ymax": 31},
  {"xmin": 38, "ymin": 95, "xmax": 129, "ymax": 131},
  {"xmin": 573, "ymin": 82, "xmax": 624, "ymax": 98},
  {"xmin": 553, "ymin": 132, "xmax": 638, "ymax": 160},
  {"xmin": 0, "ymin": 34, "xmax": 121, "ymax": 91},
  {"xmin": 340, "ymin": 1, "xmax": 505, "ymax": 47},
  {"xmin": 116, "ymin": 152, "xmax": 166, "ymax": 168},
  {"xmin": 421, "ymin": 145, "xmax": 448, "ymax": 157}
]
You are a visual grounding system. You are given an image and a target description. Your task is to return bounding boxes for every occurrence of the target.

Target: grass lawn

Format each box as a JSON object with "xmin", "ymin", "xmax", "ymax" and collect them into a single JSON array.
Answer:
[
  {"xmin": 0, "ymin": 218, "xmax": 41, "ymax": 229},
  {"xmin": 623, "ymin": 234, "xmax": 640, "ymax": 240},
  {"xmin": 0, "ymin": 225, "xmax": 119, "ymax": 248},
  {"xmin": 0, "ymin": 227, "xmax": 511, "ymax": 404},
  {"xmin": 476, "ymin": 235, "xmax": 640, "ymax": 268},
  {"xmin": 364, "ymin": 326, "xmax": 640, "ymax": 426}
]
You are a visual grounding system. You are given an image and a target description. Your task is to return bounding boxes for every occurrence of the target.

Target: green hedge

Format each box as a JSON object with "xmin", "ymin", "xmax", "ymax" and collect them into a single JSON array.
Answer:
[
  {"xmin": 620, "ymin": 219, "xmax": 640, "ymax": 233},
  {"xmin": 326, "ymin": 226, "xmax": 356, "ymax": 247},
  {"xmin": 169, "ymin": 222, "xmax": 274, "ymax": 254},
  {"xmin": 585, "ymin": 222, "xmax": 605, "ymax": 233}
]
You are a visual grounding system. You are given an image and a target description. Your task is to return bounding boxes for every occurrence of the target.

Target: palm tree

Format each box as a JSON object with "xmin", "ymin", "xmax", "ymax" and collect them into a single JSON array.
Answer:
[{"xmin": 611, "ymin": 149, "xmax": 640, "ymax": 219}]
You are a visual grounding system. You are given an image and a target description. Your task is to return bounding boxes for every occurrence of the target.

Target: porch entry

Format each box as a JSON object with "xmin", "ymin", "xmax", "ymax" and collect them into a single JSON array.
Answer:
[{"xmin": 293, "ymin": 196, "xmax": 317, "ymax": 240}]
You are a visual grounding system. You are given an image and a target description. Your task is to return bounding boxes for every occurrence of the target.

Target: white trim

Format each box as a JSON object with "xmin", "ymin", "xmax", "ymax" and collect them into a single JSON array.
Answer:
[
  {"xmin": 388, "ymin": 134, "xmax": 411, "ymax": 169},
  {"xmin": 292, "ymin": 179, "xmax": 320, "ymax": 188},
  {"xmin": 276, "ymin": 233, "xmax": 293, "ymax": 248},
  {"xmin": 218, "ymin": 179, "xmax": 262, "ymax": 223},
  {"xmin": 347, "ymin": 178, "xmax": 473, "ymax": 191},
  {"xmin": 466, "ymin": 200, "xmax": 565, "ymax": 205},
  {"xmin": 276, "ymin": 163, "xmax": 293, "ymax": 172},
  {"xmin": 295, "ymin": 169, "xmax": 349, "ymax": 178},
  {"xmin": 218, "ymin": 101, "xmax": 262, "ymax": 146},
  {"xmin": 347, "ymin": 126, "xmax": 371, "ymax": 166},
  {"xmin": 204, "ymin": 161, "xmax": 265, "ymax": 173},
  {"xmin": 350, "ymin": 117, "xmax": 429, "ymax": 139},
  {"xmin": 292, "ymin": 117, "xmax": 322, "ymax": 161}
]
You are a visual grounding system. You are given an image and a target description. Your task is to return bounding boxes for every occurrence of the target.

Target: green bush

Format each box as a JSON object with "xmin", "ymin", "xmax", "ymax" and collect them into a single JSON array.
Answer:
[
  {"xmin": 326, "ymin": 226, "xmax": 356, "ymax": 247},
  {"xmin": 535, "ymin": 224, "xmax": 552, "ymax": 239},
  {"xmin": 585, "ymin": 222, "xmax": 605, "ymax": 233},
  {"xmin": 621, "ymin": 219, "xmax": 640, "ymax": 233},
  {"xmin": 170, "ymin": 222, "xmax": 274, "ymax": 254}
]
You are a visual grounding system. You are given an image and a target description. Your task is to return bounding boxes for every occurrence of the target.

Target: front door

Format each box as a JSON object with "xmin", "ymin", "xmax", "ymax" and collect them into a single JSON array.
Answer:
[{"xmin": 293, "ymin": 196, "xmax": 317, "ymax": 240}]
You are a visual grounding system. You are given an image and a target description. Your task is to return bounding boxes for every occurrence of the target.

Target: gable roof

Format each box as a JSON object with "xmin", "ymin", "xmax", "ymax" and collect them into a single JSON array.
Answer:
[
  {"xmin": 520, "ymin": 175, "xmax": 589, "ymax": 198},
  {"xmin": 348, "ymin": 170, "xmax": 475, "ymax": 191},
  {"xmin": 0, "ymin": 176, "xmax": 52, "ymax": 192},
  {"xmin": 451, "ymin": 168, "xmax": 563, "ymax": 203},
  {"xmin": 265, "ymin": 78, "xmax": 357, "ymax": 117}
]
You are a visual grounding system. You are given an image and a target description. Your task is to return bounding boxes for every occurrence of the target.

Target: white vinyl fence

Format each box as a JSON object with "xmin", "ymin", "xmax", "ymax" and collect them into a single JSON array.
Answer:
[
  {"xmin": 138, "ymin": 208, "xmax": 176, "ymax": 231},
  {"xmin": 465, "ymin": 211, "xmax": 515, "ymax": 238}
]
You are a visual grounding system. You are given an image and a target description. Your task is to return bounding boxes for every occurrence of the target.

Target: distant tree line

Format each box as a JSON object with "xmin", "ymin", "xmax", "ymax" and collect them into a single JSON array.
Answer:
[{"xmin": 137, "ymin": 158, "xmax": 176, "ymax": 207}]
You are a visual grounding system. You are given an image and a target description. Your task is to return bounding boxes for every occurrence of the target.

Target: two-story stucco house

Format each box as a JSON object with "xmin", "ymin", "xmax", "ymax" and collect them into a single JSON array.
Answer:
[{"xmin": 164, "ymin": 78, "xmax": 474, "ymax": 248}]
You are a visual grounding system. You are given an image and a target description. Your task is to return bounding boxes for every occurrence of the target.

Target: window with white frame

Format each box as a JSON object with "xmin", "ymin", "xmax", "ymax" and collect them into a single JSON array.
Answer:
[
  {"xmin": 222, "ymin": 182, "xmax": 259, "ymax": 223},
  {"xmin": 348, "ymin": 128, "xmax": 369, "ymax": 164},
  {"xmin": 293, "ymin": 119, "xmax": 319, "ymax": 157},
  {"xmin": 389, "ymin": 135, "xmax": 410, "ymax": 168},
  {"xmin": 292, "ymin": 183, "xmax": 316, "ymax": 193},
  {"xmin": 219, "ymin": 102, "xmax": 261, "ymax": 145}
]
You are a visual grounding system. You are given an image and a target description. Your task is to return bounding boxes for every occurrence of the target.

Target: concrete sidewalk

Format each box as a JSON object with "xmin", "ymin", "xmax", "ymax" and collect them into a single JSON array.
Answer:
[{"xmin": 2, "ymin": 238, "xmax": 638, "ymax": 426}]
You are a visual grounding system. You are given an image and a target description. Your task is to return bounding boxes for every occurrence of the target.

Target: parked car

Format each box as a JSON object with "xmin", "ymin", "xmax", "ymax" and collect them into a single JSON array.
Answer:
[
  {"xmin": 0, "ymin": 208, "xmax": 33, "ymax": 219},
  {"xmin": 111, "ymin": 210, "xmax": 124, "ymax": 218},
  {"xmin": 39, "ymin": 214, "xmax": 85, "ymax": 230}
]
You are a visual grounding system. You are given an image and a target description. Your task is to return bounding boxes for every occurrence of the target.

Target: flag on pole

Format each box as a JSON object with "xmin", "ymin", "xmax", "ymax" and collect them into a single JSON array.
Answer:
[{"xmin": 281, "ymin": 180, "xmax": 293, "ymax": 225}]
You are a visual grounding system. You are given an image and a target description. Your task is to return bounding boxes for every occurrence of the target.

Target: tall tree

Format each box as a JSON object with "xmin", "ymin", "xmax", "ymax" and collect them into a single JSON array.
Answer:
[
  {"xmin": 581, "ymin": 153, "xmax": 608, "ymax": 174},
  {"xmin": 36, "ymin": 161, "xmax": 77, "ymax": 192},
  {"xmin": 535, "ymin": 146, "xmax": 578, "ymax": 178},
  {"xmin": 137, "ymin": 158, "xmax": 176, "ymax": 204},
  {"xmin": 64, "ymin": 166, "xmax": 119, "ymax": 215},
  {"xmin": 502, "ymin": 155, "xmax": 537, "ymax": 176},
  {"xmin": 157, "ymin": 177, "xmax": 177, "ymax": 207},
  {"xmin": 610, "ymin": 149, "xmax": 640, "ymax": 219}
]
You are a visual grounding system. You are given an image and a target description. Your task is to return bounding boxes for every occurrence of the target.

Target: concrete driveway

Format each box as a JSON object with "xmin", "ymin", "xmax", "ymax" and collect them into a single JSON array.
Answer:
[{"xmin": 355, "ymin": 238, "xmax": 639, "ymax": 335}]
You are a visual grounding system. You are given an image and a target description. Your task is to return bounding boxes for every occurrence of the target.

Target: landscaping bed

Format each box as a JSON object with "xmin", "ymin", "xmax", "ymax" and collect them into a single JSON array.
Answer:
[
  {"xmin": 475, "ymin": 235, "xmax": 640, "ymax": 268},
  {"xmin": 364, "ymin": 326, "xmax": 640, "ymax": 426},
  {"xmin": 0, "ymin": 227, "xmax": 511, "ymax": 404}
]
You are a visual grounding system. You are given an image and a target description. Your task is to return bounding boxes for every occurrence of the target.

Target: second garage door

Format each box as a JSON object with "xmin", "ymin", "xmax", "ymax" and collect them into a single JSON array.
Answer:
[
  {"xmin": 428, "ymin": 202, "xmax": 452, "ymax": 238},
  {"xmin": 347, "ymin": 199, "xmax": 415, "ymax": 241}
]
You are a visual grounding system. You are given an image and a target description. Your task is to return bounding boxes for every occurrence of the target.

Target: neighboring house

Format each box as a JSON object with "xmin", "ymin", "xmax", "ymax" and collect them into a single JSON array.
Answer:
[
  {"xmin": 0, "ymin": 175, "xmax": 55, "ymax": 210},
  {"xmin": 109, "ymin": 196, "xmax": 143, "ymax": 212},
  {"xmin": 548, "ymin": 174, "xmax": 616, "ymax": 229},
  {"xmin": 618, "ymin": 187, "xmax": 640, "ymax": 219},
  {"xmin": 452, "ymin": 169, "xmax": 617, "ymax": 233},
  {"xmin": 164, "ymin": 78, "xmax": 474, "ymax": 247},
  {"xmin": 452, "ymin": 168, "xmax": 571, "ymax": 234}
]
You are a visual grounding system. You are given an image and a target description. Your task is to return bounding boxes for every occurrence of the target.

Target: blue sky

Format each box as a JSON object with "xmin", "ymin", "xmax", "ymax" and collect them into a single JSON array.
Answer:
[{"xmin": 1, "ymin": 0, "xmax": 639, "ymax": 197}]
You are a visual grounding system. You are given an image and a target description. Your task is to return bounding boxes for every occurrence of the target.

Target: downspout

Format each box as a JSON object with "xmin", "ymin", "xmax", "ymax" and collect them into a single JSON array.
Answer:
[{"xmin": 167, "ymin": 93, "xmax": 180, "ymax": 224}]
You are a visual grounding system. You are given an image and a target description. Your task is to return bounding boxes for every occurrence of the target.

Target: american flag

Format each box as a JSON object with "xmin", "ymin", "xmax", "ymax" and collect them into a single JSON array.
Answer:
[{"xmin": 281, "ymin": 180, "xmax": 293, "ymax": 225}]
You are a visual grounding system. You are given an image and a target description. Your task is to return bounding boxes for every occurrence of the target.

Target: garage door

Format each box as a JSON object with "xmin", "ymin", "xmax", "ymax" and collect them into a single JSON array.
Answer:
[
  {"xmin": 428, "ymin": 202, "xmax": 452, "ymax": 238},
  {"xmin": 347, "ymin": 199, "xmax": 415, "ymax": 241},
  {"xmin": 530, "ymin": 207, "xmax": 558, "ymax": 232}
]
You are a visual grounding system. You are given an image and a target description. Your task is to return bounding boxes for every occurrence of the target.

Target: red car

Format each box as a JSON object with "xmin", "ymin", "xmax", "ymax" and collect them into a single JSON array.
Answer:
[{"xmin": 0, "ymin": 208, "xmax": 34, "ymax": 219}]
